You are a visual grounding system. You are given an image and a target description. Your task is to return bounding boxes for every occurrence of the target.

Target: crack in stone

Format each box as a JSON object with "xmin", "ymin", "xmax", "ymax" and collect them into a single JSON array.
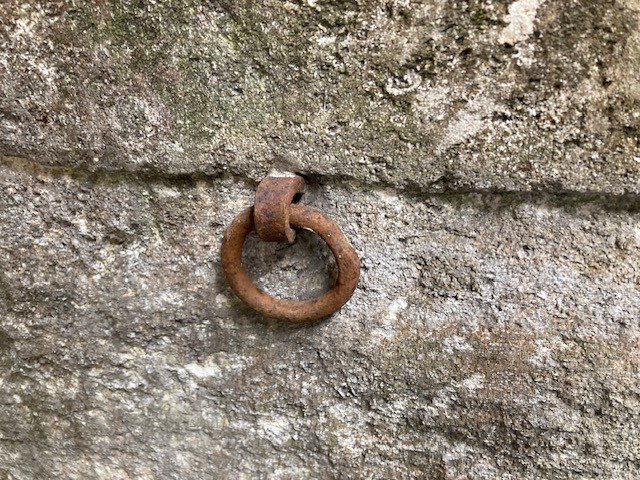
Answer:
[{"xmin": 2, "ymin": 155, "xmax": 639, "ymax": 213}]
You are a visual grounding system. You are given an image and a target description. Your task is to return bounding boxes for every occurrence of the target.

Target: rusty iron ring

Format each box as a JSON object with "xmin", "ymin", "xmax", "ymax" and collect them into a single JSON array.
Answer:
[
  {"xmin": 220, "ymin": 204, "xmax": 360, "ymax": 323},
  {"xmin": 254, "ymin": 175, "xmax": 305, "ymax": 243}
]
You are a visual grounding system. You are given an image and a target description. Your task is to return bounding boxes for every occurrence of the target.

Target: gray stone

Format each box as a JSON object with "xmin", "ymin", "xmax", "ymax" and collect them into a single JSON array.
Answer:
[
  {"xmin": 1, "ymin": 1, "xmax": 640, "ymax": 479},
  {"xmin": 1, "ymin": 155, "xmax": 639, "ymax": 479},
  {"xmin": 1, "ymin": 0, "xmax": 639, "ymax": 194}
]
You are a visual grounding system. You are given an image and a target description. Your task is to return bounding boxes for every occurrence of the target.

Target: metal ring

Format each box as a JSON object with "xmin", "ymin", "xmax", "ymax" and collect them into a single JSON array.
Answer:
[
  {"xmin": 220, "ymin": 204, "xmax": 360, "ymax": 323},
  {"xmin": 254, "ymin": 175, "xmax": 305, "ymax": 243}
]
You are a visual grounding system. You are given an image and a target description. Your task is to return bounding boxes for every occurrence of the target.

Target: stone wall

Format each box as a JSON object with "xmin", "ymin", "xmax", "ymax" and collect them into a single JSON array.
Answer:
[{"xmin": 1, "ymin": 1, "xmax": 639, "ymax": 479}]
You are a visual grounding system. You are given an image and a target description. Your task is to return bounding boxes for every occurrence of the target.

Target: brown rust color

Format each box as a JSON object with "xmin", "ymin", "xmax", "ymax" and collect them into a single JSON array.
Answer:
[
  {"xmin": 254, "ymin": 176, "xmax": 305, "ymax": 243},
  {"xmin": 220, "ymin": 205, "xmax": 360, "ymax": 323}
]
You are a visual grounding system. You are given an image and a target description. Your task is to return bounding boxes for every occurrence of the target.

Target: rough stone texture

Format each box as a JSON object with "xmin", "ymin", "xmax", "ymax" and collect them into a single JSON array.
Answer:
[
  {"xmin": 1, "ymin": 0, "xmax": 640, "ymax": 194},
  {"xmin": 1, "ymin": 1, "xmax": 640, "ymax": 479}
]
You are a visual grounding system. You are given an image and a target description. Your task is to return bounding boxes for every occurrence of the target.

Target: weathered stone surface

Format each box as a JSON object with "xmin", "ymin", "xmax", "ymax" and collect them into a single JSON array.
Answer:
[
  {"xmin": 1, "ymin": 155, "xmax": 639, "ymax": 479},
  {"xmin": 1, "ymin": 1, "xmax": 640, "ymax": 479},
  {"xmin": 1, "ymin": 0, "xmax": 639, "ymax": 194}
]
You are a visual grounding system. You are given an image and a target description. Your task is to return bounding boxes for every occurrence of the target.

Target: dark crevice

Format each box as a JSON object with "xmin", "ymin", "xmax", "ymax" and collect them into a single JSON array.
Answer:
[
  {"xmin": 0, "ymin": 154, "xmax": 259, "ymax": 189},
  {"xmin": 1, "ymin": 155, "xmax": 639, "ymax": 213}
]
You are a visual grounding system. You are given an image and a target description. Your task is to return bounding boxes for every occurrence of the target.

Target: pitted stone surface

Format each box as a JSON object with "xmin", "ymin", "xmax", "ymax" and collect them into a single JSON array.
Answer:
[
  {"xmin": 1, "ymin": 1, "xmax": 640, "ymax": 479},
  {"xmin": 1, "ymin": 0, "xmax": 639, "ymax": 194},
  {"xmin": 0, "ymin": 156, "xmax": 639, "ymax": 479}
]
